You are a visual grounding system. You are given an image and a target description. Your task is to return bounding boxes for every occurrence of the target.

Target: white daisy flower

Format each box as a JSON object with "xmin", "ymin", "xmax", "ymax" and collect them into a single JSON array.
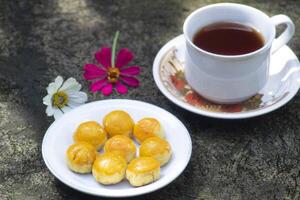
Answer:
[{"xmin": 43, "ymin": 76, "xmax": 88, "ymax": 120}]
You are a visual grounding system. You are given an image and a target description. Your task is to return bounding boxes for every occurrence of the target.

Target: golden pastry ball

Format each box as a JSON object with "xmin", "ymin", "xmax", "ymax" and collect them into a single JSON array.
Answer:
[
  {"xmin": 133, "ymin": 118, "xmax": 164, "ymax": 144},
  {"xmin": 104, "ymin": 135, "xmax": 136, "ymax": 163},
  {"xmin": 92, "ymin": 152, "xmax": 127, "ymax": 185},
  {"xmin": 103, "ymin": 110, "xmax": 134, "ymax": 138},
  {"xmin": 66, "ymin": 142, "xmax": 97, "ymax": 173},
  {"xmin": 139, "ymin": 137, "xmax": 172, "ymax": 166},
  {"xmin": 73, "ymin": 121, "xmax": 107, "ymax": 150},
  {"xmin": 126, "ymin": 157, "xmax": 160, "ymax": 187}
]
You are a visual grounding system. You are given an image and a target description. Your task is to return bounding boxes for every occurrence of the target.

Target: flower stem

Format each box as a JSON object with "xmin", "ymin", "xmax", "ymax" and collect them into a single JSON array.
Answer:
[{"xmin": 111, "ymin": 31, "xmax": 120, "ymax": 68}]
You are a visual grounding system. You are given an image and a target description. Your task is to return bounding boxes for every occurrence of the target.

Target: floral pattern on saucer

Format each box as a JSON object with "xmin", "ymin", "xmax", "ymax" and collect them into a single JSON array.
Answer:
[{"xmin": 159, "ymin": 47, "xmax": 289, "ymax": 113}]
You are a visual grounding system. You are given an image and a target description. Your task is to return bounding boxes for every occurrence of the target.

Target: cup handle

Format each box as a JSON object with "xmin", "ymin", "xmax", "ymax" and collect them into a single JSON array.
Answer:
[{"xmin": 270, "ymin": 15, "xmax": 295, "ymax": 54}]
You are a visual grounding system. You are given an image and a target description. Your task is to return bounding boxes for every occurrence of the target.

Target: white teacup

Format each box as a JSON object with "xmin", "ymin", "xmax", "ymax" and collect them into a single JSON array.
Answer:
[{"xmin": 183, "ymin": 3, "xmax": 295, "ymax": 104}]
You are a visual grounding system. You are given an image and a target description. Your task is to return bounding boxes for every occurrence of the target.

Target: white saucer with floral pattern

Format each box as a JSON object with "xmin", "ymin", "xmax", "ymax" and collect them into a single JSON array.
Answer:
[{"xmin": 153, "ymin": 35, "xmax": 300, "ymax": 119}]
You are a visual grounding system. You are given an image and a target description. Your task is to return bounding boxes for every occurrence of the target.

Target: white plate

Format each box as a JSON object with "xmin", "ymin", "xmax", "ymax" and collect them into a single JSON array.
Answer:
[
  {"xmin": 153, "ymin": 35, "xmax": 300, "ymax": 119},
  {"xmin": 42, "ymin": 99, "xmax": 192, "ymax": 197}
]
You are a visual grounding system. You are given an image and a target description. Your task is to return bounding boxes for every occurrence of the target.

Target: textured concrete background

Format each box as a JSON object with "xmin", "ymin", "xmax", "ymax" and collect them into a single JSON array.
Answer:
[{"xmin": 0, "ymin": 0, "xmax": 299, "ymax": 199}]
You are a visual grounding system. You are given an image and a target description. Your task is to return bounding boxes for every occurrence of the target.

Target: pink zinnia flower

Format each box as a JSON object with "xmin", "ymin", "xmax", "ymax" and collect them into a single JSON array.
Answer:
[{"xmin": 83, "ymin": 31, "xmax": 141, "ymax": 95}]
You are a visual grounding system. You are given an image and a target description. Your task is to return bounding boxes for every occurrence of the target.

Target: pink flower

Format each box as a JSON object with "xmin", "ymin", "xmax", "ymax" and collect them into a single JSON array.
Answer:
[{"xmin": 83, "ymin": 47, "xmax": 141, "ymax": 95}]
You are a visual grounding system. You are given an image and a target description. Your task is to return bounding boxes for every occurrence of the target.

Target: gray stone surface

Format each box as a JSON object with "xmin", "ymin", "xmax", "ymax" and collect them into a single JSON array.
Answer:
[{"xmin": 0, "ymin": 0, "xmax": 299, "ymax": 199}]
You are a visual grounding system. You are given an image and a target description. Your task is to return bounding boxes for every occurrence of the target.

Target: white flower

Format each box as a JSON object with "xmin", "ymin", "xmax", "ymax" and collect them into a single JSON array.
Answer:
[{"xmin": 43, "ymin": 76, "xmax": 88, "ymax": 120}]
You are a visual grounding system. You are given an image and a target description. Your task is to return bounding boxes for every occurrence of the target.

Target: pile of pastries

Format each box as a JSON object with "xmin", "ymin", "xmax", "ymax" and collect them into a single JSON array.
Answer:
[{"xmin": 66, "ymin": 110, "xmax": 172, "ymax": 187}]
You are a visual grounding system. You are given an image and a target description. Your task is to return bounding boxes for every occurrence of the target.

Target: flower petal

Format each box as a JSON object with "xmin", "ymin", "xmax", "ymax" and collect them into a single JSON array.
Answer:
[
  {"xmin": 47, "ymin": 83, "xmax": 58, "ymax": 95},
  {"xmin": 68, "ymin": 100, "xmax": 82, "ymax": 108},
  {"xmin": 120, "ymin": 66, "xmax": 141, "ymax": 76},
  {"xmin": 54, "ymin": 76, "xmax": 64, "ymax": 88},
  {"xmin": 83, "ymin": 64, "xmax": 106, "ymax": 80},
  {"xmin": 53, "ymin": 109, "xmax": 64, "ymax": 120},
  {"xmin": 116, "ymin": 48, "xmax": 134, "ymax": 68},
  {"xmin": 47, "ymin": 76, "xmax": 63, "ymax": 95},
  {"xmin": 66, "ymin": 91, "xmax": 88, "ymax": 103},
  {"xmin": 43, "ymin": 95, "xmax": 52, "ymax": 106},
  {"xmin": 90, "ymin": 78, "xmax": 107, "ymax": 92},
  {"xmin": 115, "ymin": 81, "xmax": 128, "ymax": 94},
  {"xmin": 120, "ymin": 76, "xmax": 139, "ymax": 87},
  {"xmin": 46, "ymin": 105, "xmax": 54, "ymax": 116},
  {"xmin": 60, "ymin": 77, "xmax": 81, "ymax": 92},
  {"xmin": 95, "ymin": 47, "xmax": 111, "ymax": 68},
  {"xmin": 101, "ymin": 83, "xmax": 113, "ymax": 96},
  {"xmin": 61, "ymin": 106, "xmax": 72, "ymax": 113}
]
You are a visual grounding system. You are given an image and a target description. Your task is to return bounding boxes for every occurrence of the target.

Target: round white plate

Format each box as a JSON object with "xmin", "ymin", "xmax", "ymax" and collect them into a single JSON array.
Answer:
[
  {"xmin": 42, "ymin": 99, "xmax": 192, "ymax": 197},
  {"xmin": 153, "ymin": 35, "xmax": 300, "ymax": 119}
]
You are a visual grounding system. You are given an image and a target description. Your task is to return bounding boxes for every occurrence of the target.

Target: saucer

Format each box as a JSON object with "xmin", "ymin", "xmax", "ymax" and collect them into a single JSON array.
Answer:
[{"xmin": 153, "ymin": 35, "xmax": 300, "ymax": 119}]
